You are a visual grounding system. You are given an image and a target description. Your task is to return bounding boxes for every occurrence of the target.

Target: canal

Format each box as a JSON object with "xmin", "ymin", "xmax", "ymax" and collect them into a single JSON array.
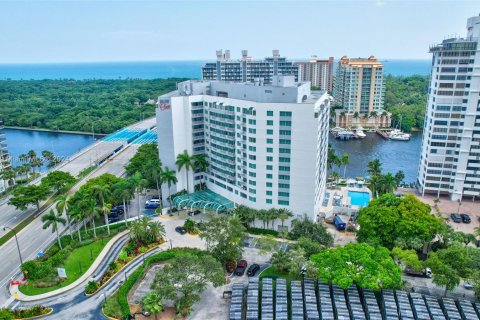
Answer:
[
  {"xmin": 3, "ymin": 128, "xmax": 422, "ymax": 184},
  {"xmin": 329, "ymin": 132, "xmax": 422, "ymax": 185}
]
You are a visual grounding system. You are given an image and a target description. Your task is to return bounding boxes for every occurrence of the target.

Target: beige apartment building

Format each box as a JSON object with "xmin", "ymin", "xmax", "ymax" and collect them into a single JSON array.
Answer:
[
  {"xmin": 333, "ymin": 56, "xmax": 389, "ymax": 128},
  {"xmin": 296, "ymin": 56, "xmax": 334, "ymax": 92}
]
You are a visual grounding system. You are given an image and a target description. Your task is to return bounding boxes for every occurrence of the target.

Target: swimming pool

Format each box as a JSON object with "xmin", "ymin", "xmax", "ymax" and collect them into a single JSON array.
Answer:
[{"xmin": 348, "ymin": 191, "xmax": 371, "ymax": 207}]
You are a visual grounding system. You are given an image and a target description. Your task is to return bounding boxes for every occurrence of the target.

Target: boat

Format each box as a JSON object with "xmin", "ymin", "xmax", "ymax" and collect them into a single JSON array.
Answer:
[
  {"xmin": 388, "ymin": 129, "xmax": 411, "ymax": 141},
  {"xmin": 330, "ymin": 126, "xmax": 343, "ymax": 134},
  {"xmin": 337, "ymin": 130, "xmax": 355, "ymax": 140},
  {"xmin": 355, "ymin": 127, "xmax": 366, "ymax": 139}
]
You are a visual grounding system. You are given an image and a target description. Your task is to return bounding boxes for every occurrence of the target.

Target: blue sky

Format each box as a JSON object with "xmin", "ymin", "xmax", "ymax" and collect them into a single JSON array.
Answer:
[{"xmin": 0, "ymin": 0, "xmax": 478, "ymax": 63}]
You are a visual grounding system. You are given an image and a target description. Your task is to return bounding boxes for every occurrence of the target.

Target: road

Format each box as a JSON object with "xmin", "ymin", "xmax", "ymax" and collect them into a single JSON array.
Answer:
[{"xmin": 0, "ymin": 118, "xmax": 156, "ymax": 307}]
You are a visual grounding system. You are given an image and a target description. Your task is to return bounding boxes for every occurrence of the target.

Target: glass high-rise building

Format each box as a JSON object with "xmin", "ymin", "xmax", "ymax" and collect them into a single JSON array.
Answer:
[{"xmin": 417, "ymin": 14, "xmax": 480, "ymax": 201}]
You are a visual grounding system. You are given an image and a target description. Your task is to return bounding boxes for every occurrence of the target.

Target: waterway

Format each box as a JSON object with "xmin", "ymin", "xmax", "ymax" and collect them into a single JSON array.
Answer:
[
  {"xmin": 4, "ymin": 128, "xmax": 94, "ymax": 169},
  {"xmin": 329, "ymin": 132, "xmax": 422, "ymax": 185},
  {"xmin": 3, "ymin": 128, "xmax": 422, "ymax": 184}
]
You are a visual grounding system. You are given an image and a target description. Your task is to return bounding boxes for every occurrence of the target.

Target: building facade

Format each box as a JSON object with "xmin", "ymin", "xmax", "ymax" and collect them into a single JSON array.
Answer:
[
  {"xmin": 156, "ymin": 76, "xmax": 331, "ymax": 224},
  {"xmin": 417, "ymin": 15, "xmax": 480, "ymax": 201},
  {"xmin": 296, "ymin": 56, "xmax": 334, "ymax": 92},
  {"xmin": 333, "ymin": 56, "xmax": 386, "ymax": 127},
  {"xmin": 0, "ymin": 120, "xmax": 12, "ymax": 193},
  {"xmin": 202, "ymin": 50, "xmax": 299, "ymax": 84}
]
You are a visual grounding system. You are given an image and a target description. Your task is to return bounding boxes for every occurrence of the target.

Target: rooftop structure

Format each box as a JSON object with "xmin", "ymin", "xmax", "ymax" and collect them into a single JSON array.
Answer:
[{"xmin": 296, "ymin": 56, "xmax": 334, "ymax": 91}]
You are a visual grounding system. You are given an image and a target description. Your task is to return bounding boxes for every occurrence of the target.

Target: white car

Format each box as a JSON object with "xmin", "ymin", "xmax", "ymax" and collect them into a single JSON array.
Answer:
[
  {"xmin": 464, "ymin": 281, "xmax": 473, "ymax": 290},
  {"xmin": 145, "ymin": 198, "xmax": 160, "ymax": 205}
]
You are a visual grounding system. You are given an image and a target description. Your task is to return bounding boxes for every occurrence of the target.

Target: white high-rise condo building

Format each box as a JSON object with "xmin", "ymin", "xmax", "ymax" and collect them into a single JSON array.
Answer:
[
  {"xmin": 0, "ymin": 120, "xmax": 12, "ymax": 192},
  {"xmin": 417, "ymin": 14, "xmax": 480, "ymax": 201},
  {"xmin": 156, "ymin": 76, "xmax": 331, "ymax": 225},
  {"xmin": 202, "ymin": 50, "xmax": 299, "ymax": 84}
]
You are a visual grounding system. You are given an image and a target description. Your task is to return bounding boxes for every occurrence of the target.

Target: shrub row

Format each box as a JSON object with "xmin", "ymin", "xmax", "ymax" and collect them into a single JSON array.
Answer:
[
  {"xmin": 247, "ymin": 227, "xmax": 279, "ymax": 237},
  {"xmin": 0, "ymin": 305, "xmax": 51, "ymax": 319}
]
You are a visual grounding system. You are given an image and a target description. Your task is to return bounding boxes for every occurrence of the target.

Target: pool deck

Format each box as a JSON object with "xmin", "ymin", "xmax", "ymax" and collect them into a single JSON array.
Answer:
[{"xmin": 321, "ymin": 184, "xmax": 372, "ymax": 219}]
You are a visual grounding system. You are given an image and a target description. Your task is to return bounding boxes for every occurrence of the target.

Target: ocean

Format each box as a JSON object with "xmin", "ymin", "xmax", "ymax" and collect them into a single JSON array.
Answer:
[{"xmin": 0, "ymin": 59, "xmax": 430, "ymax": 80}]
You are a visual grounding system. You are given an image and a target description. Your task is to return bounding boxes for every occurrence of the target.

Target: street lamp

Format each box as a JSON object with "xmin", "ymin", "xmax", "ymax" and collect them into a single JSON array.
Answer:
[
  {"xmin": 91, "ymin": 123, "xmax": 95, "ymax": 142},
  {"xmin": 169, "ymin": 239, "xmax": 173, "ymax": 250},
  {"xmin": 301, "ymin": 264, "xmax": 307, "ymax": 282},
  {"xmin": 2, "ymin": 226, "xmax": 23, "ymax": 265}
]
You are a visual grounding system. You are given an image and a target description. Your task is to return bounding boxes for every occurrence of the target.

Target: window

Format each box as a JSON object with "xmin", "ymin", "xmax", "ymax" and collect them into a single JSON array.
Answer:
[
  {"xmin": 279, "ymin": 130, "xmax": 291, "ymax": 136},
  {"xmin": 278, "ymin": 192, "xmax": 289, "ymax": 197},
  {"xmin": 249, "ymin": 188, "xmax": 256, "ymax": 194},
  {"xmin": 279, "ymin": 139, "xmax": 291, "ymax": 145},
  {"xmin": 266, "ymin": 199, "xmax": 272, "ymax": 204},
  {"xmin": 278, "ymin": 183, "xmax": 290, "ymax": 189},
  {"xmin": 267, "ymin": 138, "xmax": 274, "ymax": 144},
  {"xmin": 267, "ymin": 156, "xmax": 273, "ymax": 162},
  {"xmin": 279, "ymin": 166, "xmax": 290, "ymax": 171},
  {"xmin": 266, "ymin": 191, "xmax": 272, "ymax": 196},
  {"xmin": 266, "ymin": 174, "xmax": 273, "ymax": 179},
  {"xmin": 278, "ymin": 175, "xmax": 290, "ymax": 180},
  {"xmin": 267, "ymin": 111, "xmax": 274, "ymax": 116},
  {"xmin": 266, "ymin": 182, "xmax": 273, "ymax": 187},
  {"xmin": 278, "ymin": 200, "xmax": 289, "ymax": 206},
  {"xmin": 279, "ymin": 157, "xmax": 290, "ymax": 163},
  {"xmin": 267, "ymin": 120, "xmax": 274, "ymax": 126},
  {"xmin": 267, "ymin": 129, "xmax": 274, "ymax": 135},
  {"xmin": 267, "ymin": 165, "xmax": 273, "ymax": 170},
  {"xmin": 266, "ymin": 147, "xmax": 273, "ymax": 153},
  {"xmin": 249, "ymin": 196, "xmax": 256, "ymax": 202},
  {"xmin": 279, "ymin": 121, "xmax": 292, "ymax": 126},
  {"xmin": 249, "ymin": 180, "xmax": 256, "ymax": 186},
  {"xmin": 279, "ymin": 148, "xmax": 291, "ymax": 154},
  {"xmin": 280, "ymin": 111, "xmax": 292, "ymax": 117}
]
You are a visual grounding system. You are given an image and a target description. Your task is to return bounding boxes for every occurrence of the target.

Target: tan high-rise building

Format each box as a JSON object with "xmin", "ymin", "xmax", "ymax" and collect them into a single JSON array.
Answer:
[
  {"xmin": 296, "ymin": 56, "xmax": 334, "ymax": 91},
  {"xmin": 333, "ymin": 56, "xmax": 388, "ymax": 128}
]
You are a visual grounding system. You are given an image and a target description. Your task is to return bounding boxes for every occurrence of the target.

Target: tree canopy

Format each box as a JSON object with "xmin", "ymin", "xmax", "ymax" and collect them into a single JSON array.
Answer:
[
  {"xmin": 310, "ymin": 243, "xmax": 402, "ymax": 290},
  {"xmin": 289, "ymin": 215, "xmax": 333, "ymax": 247},
  {"xmin": 356, "ymin": 194, "xmax": 444, "ymax": 250},
  {"xmin": 199, "ymin": 215, "xmax": 245, "ymax": 264},
  {"xmin": 41, "ymin": 170, "xmax": 76, "ymax": 193},
  {"xmin": 8, "ymin": 184, "xmax": 50, "ymax": 210},
  {"xmin": 0, "ymin": 79, "xmax": 182, "ymax": 133}
]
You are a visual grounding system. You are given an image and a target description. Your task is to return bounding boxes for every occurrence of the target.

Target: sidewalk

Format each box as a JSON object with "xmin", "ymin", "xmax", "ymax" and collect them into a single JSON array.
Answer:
[{"xmin": 9, "ymin": 230, "xmax": 129, "ymax": 302}]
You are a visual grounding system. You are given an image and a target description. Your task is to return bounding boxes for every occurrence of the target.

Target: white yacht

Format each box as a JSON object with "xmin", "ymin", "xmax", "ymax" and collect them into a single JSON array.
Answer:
[
  {"xmin": 388, "ymin": 129, "xmax": 411, "ymax": 141},
  {"xmin": 355, "ymin": 127, "xmax": 366, "ymax": 139}
]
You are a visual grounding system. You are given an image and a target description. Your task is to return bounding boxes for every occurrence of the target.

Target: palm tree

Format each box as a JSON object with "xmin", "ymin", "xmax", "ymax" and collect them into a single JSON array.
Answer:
[
  {"xmin": 380, "ymin": 173, "xmax": 397, "ymax": 194},
  {"xmin": 92, "ymin": 184, "xmax": 112, "ymax": 235},
  {"xmin": 113, "ymin": 181, "xmax": 134, "ymax": 226},
  {"xmin": 84, "ymin": 198, "xmax": 101, "ymax": 238},
  {"xmin": 0, "ymin": 170, "xmax": 15, "ymax": 188},
  {"xmin": 18, "ymin": 153, "xmax": 28, "ymax": 164},
  {"xmin": 128, "ymin": 172, "xmax": 148, "ymax": 219},
  {"xmin": 141, "ymin": 292, "xmax": 163, "ymax": 320},
  {"xmin": 42, "ymin": 209, "xmax": 66, "ymax": 249},
  {"xmin": 193, "ymin": 154, "xmax": 208, "ymax": 190},
  {"xmin": 367, "ymin": 159, "xmax": 382, "ymax": 177},
  {"xmin": 56, "ymin": 194, "xmax": 73, "ymax": 240},
  {"xmin": 160, "ymin": 167, "xmax": 178, "ymax": 209},
  {"xmin": 257, "ymin": 209, "xmax": 269, "ymax": 229},
  {"xmin": 176, "ymin": 150, "xmax": 193, "ymax": 193},
  {"xmin": 341, "ymin": 153, "xmax": 350, "ymax": 179},
  {"xmin": 266, "ymin": 208, "xmax": 278, "ymax": 229},
  {"xmin": 353, "ymin": 111, "xmax": 359, "ymax": 126},
  {"xmin": 394, "ymin": 171, "xmax": 405, "ymax": 186},
  {"xmin": 368, "ymin": 175, "xmax": 381, "ymax": 198},
  {"xmin": 233, "ymin": 205, "xmax": 255, "ymax": 228},
  {"xmin": 30, "ymin": 157, "xmax": 44, "ymax": 174},
  {"xmin": 331, "ymin": 171, "xmax": 340, "ymax": 184},
  {"xmin": 145, "ymin": 159, "xmax": 163, "ymax": 205},
  {"xmin": 457, "ymin": 199, "xmax": 462, "ymax": 214},
  {"xmin": 474, "ymin": 226, "xmax": 480, "ymax": 238},
  {"xmin": 278, "ymin": 208, "xmax": 293, "ymax": 230}
]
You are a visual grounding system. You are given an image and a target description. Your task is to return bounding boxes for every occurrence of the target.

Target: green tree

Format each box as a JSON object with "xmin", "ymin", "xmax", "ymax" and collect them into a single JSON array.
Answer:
[
  {"xmin": 151, "ymin": 254, "xmax": 225, "ymax": 317},
  {"xmin": 327, "ymin": 144, "xmax": 340, "ymax": 171},
  {"xmin": 0, "ymin": 170, "xmax": 16, "ymax": 188},
  {"xmin": 183, "ymin": 218, "xmax": 197, "ymax": 234},
  {"xmin": 294, "ymin": 236, "xmax": 323, "ymax": 257},
  {"xmin": 128, "ymin": 172, "xmax": 148, "ymax": 218},
  {"xmin": 289, "ymin": 215, "xmax": 333, "ymax": 246},
  {"xmin": 144, "ymin": 158, "xmax": 163, "ymax": 204},
  {"xmin": 129, "ymin": 216, "xmax": 165, "ymax": 246},
  {"xmin": 271, "ymin": 249, "xmax": 290, "ymax": 272},
  {"xmin": 427, "ymin": 252, "xmax": 460, "ymax": 297},
  {"xmin": 112, "ymin": 180, "xmax": 134, "ymax": 226},
  {"xmin": 341, "ymin": 152, "xmax": 350, "ymax": 179},
  {"xmin": 356, "ymin": 194, "xmax": 443, "ymax": 250},
  {"xmin": 176, "ymin": 150, "xmax": 193, "ymax": 193},
  {"xmin": 55, "ymin": 194, "xmax": 74, "ymax": 240},
  {"xmin": 141, "ymin": 292, "xmax": 163, "ymax": 320},
  {"xmin": 160, "ymin": 167, "xmax": 177, "ymax": 209},
  {"xmin": 232, "ymin": 205, "xmax": 256, "ymax": 228},
  {"xmin": 379, "ymin": 172, "xmax": 398, "ymax": 194},
  {"xmin": 41, "ymin": 209, "xmax": 67, "ymax": 249},
  {"xmin": 84, "ymin": 198, "xmax": 101, "ymax": 238},
  {"xmin": 199, "ymin": 215, "xmax": 245, "ymax": 264},
  {"xmin": 9, "ymin": 184, "xmax": 51, "ymax": 211},
  {"xmin": 278, "ymin": 208, "xmax": 293, "ymax": 230},
  {"xmin": 391, "ymin": 247, "xmax": 423, "ymax": 271},
  {"xmin": 287, "ymin": 248, "xmax": 318, "ymax": 279},
  {"xmin": 310, "ymin": 243, "xmax": 402, "ymax": 290},
  {"xmin": 367, "ymin": 159, "xmax": 382, "ymax": 177},
  {"xmin": 41, "ymin": 150, "xmax": 61, "ymax": 168},
  {"xmin": 394, "ymin": 171, "xmax": 405, "ymax": 186},
  {"xmin": 92, "ymin": 184, "xmax": 112, "ymax": 235},
  {"xmin": 41, "ymin": 170, "xmax": 75, "ymax": 194},
  {"xmin": 192, "ymin": 154, "xmax": 208, "ymax": 190}
]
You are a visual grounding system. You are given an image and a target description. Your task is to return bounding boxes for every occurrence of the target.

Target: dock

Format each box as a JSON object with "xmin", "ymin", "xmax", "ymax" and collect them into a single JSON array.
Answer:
[{"xmin": 376, "ymin": 130, "xmax": 389, "ymax": 139}]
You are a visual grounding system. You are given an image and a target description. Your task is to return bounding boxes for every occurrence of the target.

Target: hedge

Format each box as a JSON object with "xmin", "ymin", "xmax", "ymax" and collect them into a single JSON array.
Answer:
[
  {"xmin": 247, "ymin": 227, "xmax": 279, "ymax": 237},
  {"xmin": 112, "ymin": 248, "xmax": 205, "ymax": 319}
]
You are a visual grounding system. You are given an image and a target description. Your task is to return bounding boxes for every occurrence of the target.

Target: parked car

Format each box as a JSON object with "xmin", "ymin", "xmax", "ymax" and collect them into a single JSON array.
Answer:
[
  {"xmin": 247, "ymin": 263, "xmax": 260, "ymax": 277},
  {"xmin": 108, "ymin": 216, "xmax": 122, "ymax": 223},
  {"xmin": 450, "ymin": 213, "xmax": 462, "ymax": 223},
  {"xmin": 460, "ymin": 213, "xmax": 471, "ymax": 223},
  {"xmin": 175, "ymin": 226, "xmax": 187, "ymax": 235},
  {"xmin": 476, "ymin": 239, "xmax": 480, "ymax": 248},
  {"xmin": 144, "ymin": 202, "xmax": 159, "ymax": 209},
  {"xmin": 145, "ymin": 198, "xmax": 160, "ymax": 205},
  {"xmin": 110, "ymin": 205, "xmax": 125, "ymax": 216},
  {"xmin": 234, "ymin": 260, "xmax": 248, "ymax": 276},
  {"xmin": 464, "ymin": 281, "xmax": 473, "ymax": 290},
  {"xmin": 189, "ymin": 209, "xmax": 201, "ymax": 216}
]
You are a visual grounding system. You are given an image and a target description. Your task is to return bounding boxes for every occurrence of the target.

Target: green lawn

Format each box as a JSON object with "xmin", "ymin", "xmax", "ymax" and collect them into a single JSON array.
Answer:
[
  {"xmin": 259, "ymin": 266, "xmax": 298, "ymax": 282},
  {"xmin": 103, "ymin": 290, "xmax": 122, "ymax": 319},
  {"xmin": 19, "ymin": 237, "xmax": 112, "ymax": 296}
]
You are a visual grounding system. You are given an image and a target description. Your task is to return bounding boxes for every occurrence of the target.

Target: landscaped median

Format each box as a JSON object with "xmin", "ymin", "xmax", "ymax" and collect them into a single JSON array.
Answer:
[
  {"xmin": 0, "ymin": 305, "xmax": 52, "ymax": 320},
  {"xmin": 11, "ymin": 224, "xmax": 129, "ymax": 301}
]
